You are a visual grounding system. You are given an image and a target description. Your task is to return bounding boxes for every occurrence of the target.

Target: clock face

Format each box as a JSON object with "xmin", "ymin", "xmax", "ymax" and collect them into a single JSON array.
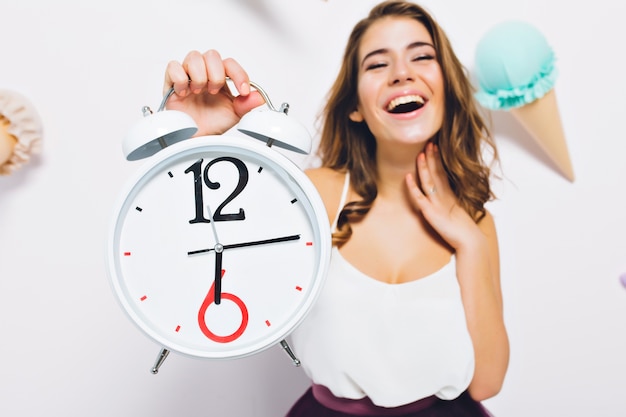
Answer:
[{"xmin": 107, "ymin": 135, "xmax": 331, "ymax": 359}]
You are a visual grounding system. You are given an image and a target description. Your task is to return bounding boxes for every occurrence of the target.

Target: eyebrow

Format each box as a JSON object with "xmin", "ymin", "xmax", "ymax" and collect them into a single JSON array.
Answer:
[{"xmin": 360, "ymin": 41, "xmax": 435, "ymax": 67}]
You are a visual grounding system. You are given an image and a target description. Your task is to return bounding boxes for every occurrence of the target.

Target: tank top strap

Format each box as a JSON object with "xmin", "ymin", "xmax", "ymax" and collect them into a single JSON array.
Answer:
[{"xmin": 331, "ymin": 171, "xmax": 350, "ymax": 233}]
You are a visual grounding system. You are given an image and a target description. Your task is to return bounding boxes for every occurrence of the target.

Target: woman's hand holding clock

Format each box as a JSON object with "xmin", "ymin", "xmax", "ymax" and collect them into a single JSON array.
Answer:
[{"xmin": 164, "ymin": 49, "xmax": 264, "ymax": 136}]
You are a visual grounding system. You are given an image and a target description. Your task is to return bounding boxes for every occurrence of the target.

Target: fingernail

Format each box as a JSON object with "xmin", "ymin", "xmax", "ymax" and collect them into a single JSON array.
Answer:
[{"xmin": 240, "ymin": 82, "xmax": 250, "ymax": 95}]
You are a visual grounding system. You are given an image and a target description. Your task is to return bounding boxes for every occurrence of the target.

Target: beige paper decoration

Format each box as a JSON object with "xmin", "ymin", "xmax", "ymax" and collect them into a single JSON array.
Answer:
[{"xmin": 0, "ymin": 89, "xmax": 43, "ymax": 176}]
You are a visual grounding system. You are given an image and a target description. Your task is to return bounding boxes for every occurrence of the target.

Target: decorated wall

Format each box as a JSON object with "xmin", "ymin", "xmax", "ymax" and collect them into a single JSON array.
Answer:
[{"xmin": 1, "ymin": 0, "xmax": 625, "ymax": 416}]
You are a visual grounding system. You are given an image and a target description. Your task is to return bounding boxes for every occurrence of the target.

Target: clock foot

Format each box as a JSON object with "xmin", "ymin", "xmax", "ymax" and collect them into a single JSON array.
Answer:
[
  {"xmin": 280, "ymin": 340, "xmax": 301, "ymax": 367},
  {"xmin": 151, "ymin": 347, "xmax": 170, "ymax": 374}
]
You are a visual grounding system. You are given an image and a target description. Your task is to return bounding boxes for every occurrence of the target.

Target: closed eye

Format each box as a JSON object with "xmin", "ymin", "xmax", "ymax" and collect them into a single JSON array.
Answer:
[
  {"xmin": 365, "ymin": 62, "xmax": 388, "ymax": 71},
  {"xmin": 413, "ymin": 54, "xmax": 435, "ymax": 62}
]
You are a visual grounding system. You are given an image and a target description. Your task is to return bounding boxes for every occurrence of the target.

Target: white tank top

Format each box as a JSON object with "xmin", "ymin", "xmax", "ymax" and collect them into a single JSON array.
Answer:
[{"xmin": 289, "ymin": 172, "xmax": 475, "ymax": 407}]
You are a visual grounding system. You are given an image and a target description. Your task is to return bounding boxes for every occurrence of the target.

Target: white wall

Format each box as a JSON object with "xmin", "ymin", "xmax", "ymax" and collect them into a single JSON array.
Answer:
[{"xmin": 1, "ymin": 0, "xmax": 625, "ymax": 416}]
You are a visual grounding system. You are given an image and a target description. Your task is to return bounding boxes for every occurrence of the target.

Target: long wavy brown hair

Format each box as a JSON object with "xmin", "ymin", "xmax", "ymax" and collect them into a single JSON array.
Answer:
[{"xmin": 317, "ymin": 0, "xmax": 498, "ymax": 247}]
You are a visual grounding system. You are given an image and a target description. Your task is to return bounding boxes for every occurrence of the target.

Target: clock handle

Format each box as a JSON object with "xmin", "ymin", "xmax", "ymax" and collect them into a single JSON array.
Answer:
[
  {"xmin": 150, "ymin": 347, "xmax": 170, "ymax": 374},
  {"xmin": 280, "ymin": 340, "xmax": 301, "ymax": 367}
]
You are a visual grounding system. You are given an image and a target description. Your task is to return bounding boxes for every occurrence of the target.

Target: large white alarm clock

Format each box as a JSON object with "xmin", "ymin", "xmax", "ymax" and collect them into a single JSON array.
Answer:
[{"xmin": 106, "ymin": 84, "xmax": 331, "ymax": 372}]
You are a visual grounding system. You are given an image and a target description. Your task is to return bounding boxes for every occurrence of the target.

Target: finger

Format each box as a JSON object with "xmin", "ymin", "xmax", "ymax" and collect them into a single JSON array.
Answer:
[
  {"xmin": 405, "ymin": 173, "xmax": 431, "ymax": 213},
  {"xmin": 405, "ymin": 172, "xmax": 423, "ymax": 197},
  {"xmin": 417, "ymin": 149, "xmax": 436, "ymax": 197},
  {"xmin": 232, "ymin": 91, "xmax": 266, "ymax": 118},
  {"xmin": 428, "ymin": 143, "xmax": 453, "ymax": 196},
  {"xmin": 164, "ymin": 60, "xmax": 192, "ymax": 97},
  {"xmin": 223, "ymin": 57, "xmax": 251, "ymax": 96},
  {"xmin": 202, "ymin": 49, "xmax": 227, "ymax": 94},
  {"xmin": 428, "ymin": 143, "xmax": 446, "ymax": 182},
  {"xmin": 425, "ymin": 142, "xmax": 438, "ymax": 175},
  {"xmin": 182, "ymin": 50, "xmax": 210, "ymax": 94},
  {"xmin": 424, "ymin": 142, "xmax": 442, "ymax": 195}
]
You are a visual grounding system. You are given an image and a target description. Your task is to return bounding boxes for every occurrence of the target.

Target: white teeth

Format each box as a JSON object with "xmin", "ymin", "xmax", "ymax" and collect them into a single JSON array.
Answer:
[{"xmin": 387, "ymin": 95, "xmax": 425, "ymax": 111}]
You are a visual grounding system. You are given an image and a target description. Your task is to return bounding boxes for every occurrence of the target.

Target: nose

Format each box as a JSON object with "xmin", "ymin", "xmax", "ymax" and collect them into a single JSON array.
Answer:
[{"xmin": 390, "ymin": 60, "xmax": 414, "ymax": 85}]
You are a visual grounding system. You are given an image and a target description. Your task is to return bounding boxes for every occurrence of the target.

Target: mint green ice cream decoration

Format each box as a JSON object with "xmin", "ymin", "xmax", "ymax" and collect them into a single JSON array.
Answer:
[{"xmin": 474, "ymin": 20, "xmax": 557, "ymax": 110}]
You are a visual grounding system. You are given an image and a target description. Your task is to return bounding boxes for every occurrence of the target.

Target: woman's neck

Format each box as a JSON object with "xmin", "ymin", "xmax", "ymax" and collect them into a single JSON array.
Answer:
[{"xmin": 375, "ymin": 143, "xmax": 425, "ymax": 200}]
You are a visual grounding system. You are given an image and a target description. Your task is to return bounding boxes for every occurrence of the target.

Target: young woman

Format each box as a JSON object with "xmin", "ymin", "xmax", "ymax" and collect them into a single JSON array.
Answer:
[{"xmin": 163, "ymin": 2, "xmax": 509, "ymax": 416}]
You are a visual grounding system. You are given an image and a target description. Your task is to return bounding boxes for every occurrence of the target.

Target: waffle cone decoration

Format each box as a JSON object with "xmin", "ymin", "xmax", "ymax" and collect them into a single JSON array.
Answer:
[
  {"xmin": 510, "ymin": 89, "xmax": 574, "ymax": 181},
  {"xmin": 474, "ymin": 21, "xmax": 574, "ymax": 182}
]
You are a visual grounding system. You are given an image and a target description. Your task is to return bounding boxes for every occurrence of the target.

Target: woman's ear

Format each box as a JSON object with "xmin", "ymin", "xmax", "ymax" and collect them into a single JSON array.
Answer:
[{"xmin": 349, "ymin": 109, "xmax": 364, "ymax": 122}]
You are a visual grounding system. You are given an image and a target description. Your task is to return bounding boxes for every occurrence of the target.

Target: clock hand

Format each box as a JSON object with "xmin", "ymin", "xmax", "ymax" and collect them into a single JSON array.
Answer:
[
  {"xmin": 206, "ymin": 204, "xmax": 223, "ymax": 305},
  {"xmin": 206, "ymin": 204, "xmax": 220, "ymax": 245},
  {"xmin": 187, "ymin": 234, "xmax": 301, "ymax": 255},
  {"xmin": 223, "ymin": 234, "xmax": 301, "ymax": 250},
  {"xmin": 214, "ymin": 247, "xmax": 223, "ymax": 305}
]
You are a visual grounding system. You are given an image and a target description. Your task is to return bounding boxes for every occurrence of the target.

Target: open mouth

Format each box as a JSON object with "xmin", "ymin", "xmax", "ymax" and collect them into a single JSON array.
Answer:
[{"xmin": 386, "ymin": 95, "xmax": 425, "ymax": 114}]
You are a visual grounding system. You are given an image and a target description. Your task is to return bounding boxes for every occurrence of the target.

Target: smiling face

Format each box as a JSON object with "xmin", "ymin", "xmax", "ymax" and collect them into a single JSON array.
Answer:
[{"xmin": 350, "ymin": 16, "xmax": 445, "ymax": 151}]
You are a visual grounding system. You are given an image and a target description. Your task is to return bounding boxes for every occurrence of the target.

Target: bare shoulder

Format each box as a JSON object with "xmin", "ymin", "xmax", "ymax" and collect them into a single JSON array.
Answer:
[
  {"xmin": 305, "ymin": 167, "xmax": 347, "ymax": 225},
  {"xmin": 478, "ymin": 209, "xmax": 501, "ymax": 268},
  {"xmin": 477, "ymin": 209, "xmax": 497, "ymax": 237},
  {"xmin": 305, "ymin": 167, "xmax": 345, "ymax": 188}
]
